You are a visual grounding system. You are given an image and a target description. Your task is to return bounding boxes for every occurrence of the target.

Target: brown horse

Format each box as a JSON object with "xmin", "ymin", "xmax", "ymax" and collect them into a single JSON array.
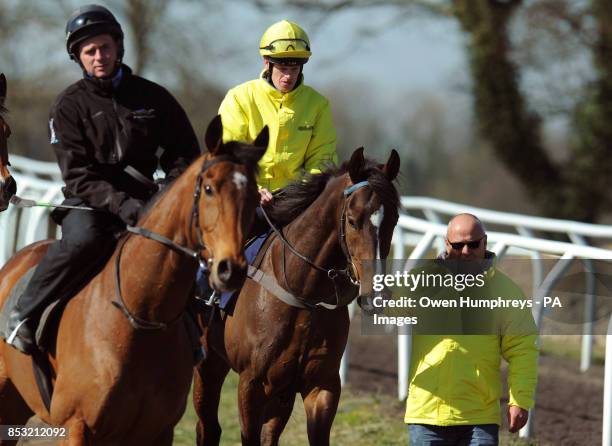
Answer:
[
  {"xmin": 0, "ymin": 73, "xmax": 16, "ymax": 211},
  {"xmin": 0, "ymin": 116, "xmax": 268, "ymax": 445},
  {"xmin": 193, "ymin": 147, "xmax": 400, "ymax": 446}
]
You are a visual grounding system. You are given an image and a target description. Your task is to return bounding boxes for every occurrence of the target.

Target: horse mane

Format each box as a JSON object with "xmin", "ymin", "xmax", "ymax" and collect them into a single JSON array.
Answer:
[{"xmin": 266, "ymin": 158, "xmax": 400, "ymax": 227}]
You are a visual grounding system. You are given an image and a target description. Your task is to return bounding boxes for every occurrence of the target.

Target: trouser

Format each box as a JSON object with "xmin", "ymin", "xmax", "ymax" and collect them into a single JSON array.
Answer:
[
  {"xmin": 407, "ymin": 424, "xmax": 499, "ymax": 446},
  {"xmin": 250, "ymin": 206, "xmax": 270, "ymax": 238},
  {"xmin": 14, "ymin": 208, "xmax": 122, "ymax": 325}
]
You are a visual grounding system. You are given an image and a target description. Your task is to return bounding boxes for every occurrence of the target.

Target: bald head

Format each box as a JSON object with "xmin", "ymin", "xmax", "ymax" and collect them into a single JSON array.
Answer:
[{"xmin": 445, "ymin": 213, "xmax": 487, "ymax": 259}]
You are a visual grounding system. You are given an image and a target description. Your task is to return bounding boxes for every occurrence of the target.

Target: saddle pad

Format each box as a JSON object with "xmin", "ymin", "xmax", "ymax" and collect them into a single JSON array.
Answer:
[
  {"xmin": 219, "ymin": 230, "xmax": 273, "ymax": 312},
  {"xmin": 0, "ymin": 266, "xmax": 66, "ymax": 349},
  {"xmin": 0, "ymin": 266, "xmax": 36, "ymax": 341}
]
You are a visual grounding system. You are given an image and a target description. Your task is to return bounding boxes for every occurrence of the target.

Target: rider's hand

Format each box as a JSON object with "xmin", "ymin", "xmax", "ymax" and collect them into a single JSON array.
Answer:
[
  {"xmin": 118, "ymin": 198, "xmax": 145, "ymax": 226},
  {"xmin": 259, "ymin": 188, "xmax": 273, "ymax": 206}
]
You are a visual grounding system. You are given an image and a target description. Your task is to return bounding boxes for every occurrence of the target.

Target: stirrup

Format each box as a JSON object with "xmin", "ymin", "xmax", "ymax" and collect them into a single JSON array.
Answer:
[{"xmin": 6, "ymin": 318, "xmax": 29, "ymax": 344}]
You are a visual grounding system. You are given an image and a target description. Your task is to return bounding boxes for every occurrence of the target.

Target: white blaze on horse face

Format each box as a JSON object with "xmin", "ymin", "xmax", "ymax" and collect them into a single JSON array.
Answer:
[
  {"xmin": 370, "ymin": 205, "xmax": 384, "ymax": 260},
  {"xmin": 232, "ymin": 172, "xmax": 248, "ymax": 190}
]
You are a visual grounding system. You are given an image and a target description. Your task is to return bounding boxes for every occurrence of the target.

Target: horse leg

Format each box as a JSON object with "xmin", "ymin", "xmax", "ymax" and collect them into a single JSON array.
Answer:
[
  {"xmin": 193, "ymin": 349, "xmax": 230, "ymax": 446},
  {"xmin": 0, "ymin": 355, "xmax": 33, "ymax": 446},
  {"xmin": 301, "ymin": 376, "xmax": 341, "ymax": 446},
  {"xmin": 237, "ymin": 372, "xmax": 266, "ymax": 446},
  {"xmin": 260, "ymin": 391, "xmax": 296, "ymax": 446}
]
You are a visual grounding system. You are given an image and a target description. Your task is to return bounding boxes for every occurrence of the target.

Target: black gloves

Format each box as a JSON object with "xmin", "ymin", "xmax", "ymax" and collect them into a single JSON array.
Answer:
[{"xmin": 118, "ymin": 198, "xmax": 145, "ymax": 226}]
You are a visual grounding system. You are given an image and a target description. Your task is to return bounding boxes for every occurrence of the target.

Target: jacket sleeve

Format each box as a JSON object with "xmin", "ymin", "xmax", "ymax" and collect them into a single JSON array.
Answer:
[
  {"xmin": 158, "ymin": 88, "xmax": 201, "ymax": 180},
  {"xmin": 51, "ymin": 98, "xmax": 131, "ymax": 215},
  {"xmin": 304, "ymin": 99, "xmax": 337, "ymax": 174},
  {"xmin": 500, "ymin": 288, "xmax": 538, "ymax": 409},
  {"xmin": 218, "ymin": 88, "xmax": 249, "ymax": 144}
]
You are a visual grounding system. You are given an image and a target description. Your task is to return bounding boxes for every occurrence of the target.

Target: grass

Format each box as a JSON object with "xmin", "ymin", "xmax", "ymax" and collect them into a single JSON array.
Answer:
[
  {"xmin": 173, "ymin": 371, "xmax": 407, "ymax": 445},
  {"xmin": 539, "ymin": 335, "xmax": 606, "ymax": 365},
  {"xmin": 172, "ymin": 371, "xmax": 536, "ymax": 445}
]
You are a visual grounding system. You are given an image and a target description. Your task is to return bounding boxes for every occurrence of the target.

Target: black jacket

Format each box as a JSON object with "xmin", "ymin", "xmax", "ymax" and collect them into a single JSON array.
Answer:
[{"xmin": 49, "ymin": 65, "xmax": 199, "ymax": 221}]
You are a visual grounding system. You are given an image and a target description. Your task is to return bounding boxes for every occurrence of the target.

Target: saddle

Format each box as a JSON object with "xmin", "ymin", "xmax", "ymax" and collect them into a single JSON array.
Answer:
[{"xmin": 0, "ymin": 267, "xmax": 65, "ymax": 351}]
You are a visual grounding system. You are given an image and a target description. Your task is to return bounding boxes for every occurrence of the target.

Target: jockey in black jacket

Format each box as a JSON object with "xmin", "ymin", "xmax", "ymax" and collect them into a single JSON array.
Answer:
[{"xmin": 6, "ymin": 4, "xmax": 200, "ymax": 355}]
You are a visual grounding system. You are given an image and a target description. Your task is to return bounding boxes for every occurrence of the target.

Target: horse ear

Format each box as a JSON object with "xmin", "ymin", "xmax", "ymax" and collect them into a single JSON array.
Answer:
[
  {"xmin": 0, "ymin": 74, "xmax": 6, "ymax": 106},
  {"xmin": 204, "ymin": 115, "xmax": 225, "ymax": 155},
  {"xmin": 383, "ymin": 149, "xmax": 400, "ymax": 181},
  {"xmin": 253, "ymin": 126, "xmax": 269, "ymax": 148},
  {"xmin": 348, "ymin": 147, "xmax": 366, "ymax": 183}
]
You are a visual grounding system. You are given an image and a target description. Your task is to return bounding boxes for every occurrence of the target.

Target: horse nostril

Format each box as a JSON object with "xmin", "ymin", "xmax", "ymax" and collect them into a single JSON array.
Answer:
[{"xmin": 217, "ymin": 259, "xmax": 232, "ymax": 282}]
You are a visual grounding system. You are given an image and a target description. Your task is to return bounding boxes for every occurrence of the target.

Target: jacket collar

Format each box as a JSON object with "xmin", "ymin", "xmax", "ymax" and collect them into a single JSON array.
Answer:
[
  {"xmin": 83, "ymin": 64, "xmax": 132, "ymax": 96},
  {"xmin": 259, "ymin": 69, "xmax": 304, "ymax": 100}
]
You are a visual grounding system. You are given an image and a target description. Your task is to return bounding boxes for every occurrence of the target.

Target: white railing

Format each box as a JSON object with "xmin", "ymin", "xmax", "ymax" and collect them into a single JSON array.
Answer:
[
  {"xmin": 5, "ymin": 158, "xmax": 612, "ymax": 445},
  {"xmin": 1, "ymin": 156, "xmax": 64, "ymax": 265}
]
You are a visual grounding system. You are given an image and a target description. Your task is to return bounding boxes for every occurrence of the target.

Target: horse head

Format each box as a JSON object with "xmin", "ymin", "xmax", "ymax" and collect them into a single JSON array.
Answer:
[
  {"xmin": 195, "ymin": 115, "xmax": 268, "ymax": 292},
  {"xmin": 341, "ymin": 147, "xmax": 400, "ymax": 297},
  {"xmin": 0, "ymin": 73, "xmax": 16, "ymax": 212}
]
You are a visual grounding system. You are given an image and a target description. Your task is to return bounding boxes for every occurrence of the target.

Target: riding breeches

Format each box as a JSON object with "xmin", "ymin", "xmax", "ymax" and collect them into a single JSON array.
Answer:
[{"xmin": 15, "ymin": 208, "xmax": 122, "ymax": 324}]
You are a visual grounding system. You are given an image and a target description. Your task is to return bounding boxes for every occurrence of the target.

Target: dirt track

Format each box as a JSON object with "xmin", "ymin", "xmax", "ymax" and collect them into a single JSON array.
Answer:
[{"xmin": 346, "ymin": 314, "xmax": 604, "ymax": 446}]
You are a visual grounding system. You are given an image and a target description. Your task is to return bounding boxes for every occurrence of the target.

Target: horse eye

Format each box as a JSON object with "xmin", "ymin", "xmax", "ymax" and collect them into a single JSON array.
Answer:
[
  {"xmin": 204, "ymin": 185, "xmax": 214, "ymax": 196},
  {"xmin": 347, "ymin": 217, "xmax": 357, "ymax": 229}
]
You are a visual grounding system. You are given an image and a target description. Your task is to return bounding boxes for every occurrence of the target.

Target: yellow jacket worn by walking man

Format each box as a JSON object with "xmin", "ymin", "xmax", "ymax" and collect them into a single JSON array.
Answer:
[
  {"xmin": 219, "ymin": 20, "xmax": 337, "ymax": 192},
  {"xmin": 404, "ymin": 251, "xmax": 538, "ymax": 427}
]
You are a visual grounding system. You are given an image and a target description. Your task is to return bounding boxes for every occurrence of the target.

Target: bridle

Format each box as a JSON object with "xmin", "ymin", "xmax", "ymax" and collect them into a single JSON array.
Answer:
[
  {"xmin": 259, "ymin": 180, "xmax": 371, "ymax": 309},
  {"xmin": 112, "ymin": 154, "xmax": 244, "ymax": 330},
  {"xmin": 0, "ymin": 116, "xmax": 12, "ymax": 172}
]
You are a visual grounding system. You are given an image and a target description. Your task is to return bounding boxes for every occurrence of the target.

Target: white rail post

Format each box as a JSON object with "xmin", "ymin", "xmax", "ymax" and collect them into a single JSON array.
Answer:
[{"xmin": 569, "ymin": 234, "xmax": 596, "ymax": 372}]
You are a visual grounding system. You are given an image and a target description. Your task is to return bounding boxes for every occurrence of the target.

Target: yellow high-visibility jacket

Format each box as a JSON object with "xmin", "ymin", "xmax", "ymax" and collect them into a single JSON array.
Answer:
[
  {"xmin": 404, "ymin": 253, "xmax": 538, "ymax": 426},
  {"xmin": 218, "ymin": 72, "xmax": 337, "ymax": 191}
]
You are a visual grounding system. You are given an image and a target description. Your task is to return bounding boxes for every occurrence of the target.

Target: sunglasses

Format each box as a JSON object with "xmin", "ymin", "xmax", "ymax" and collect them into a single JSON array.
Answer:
[{"xmin": 448, "ymin": 236, "xmax": 484, "ymax": 251}]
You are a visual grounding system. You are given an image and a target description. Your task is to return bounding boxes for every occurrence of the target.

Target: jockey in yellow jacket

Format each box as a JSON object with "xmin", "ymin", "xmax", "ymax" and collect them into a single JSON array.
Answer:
[
  {"xmin": 195, "ymin": 21, "xmax": 338, "ymax": 301},
  {"xmin": 218, "ymin": 20, "xmax": 337, "ymax": 197}
]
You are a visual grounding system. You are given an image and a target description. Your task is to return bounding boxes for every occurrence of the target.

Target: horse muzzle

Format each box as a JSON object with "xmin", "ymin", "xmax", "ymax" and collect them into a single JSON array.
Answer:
[
  {"xmin": 210, "ymin": 258, "xmax": 247, "ymax": 292},
  {"xmin": 0, "ymin": 175, "xmax": 16, "ymax": 211}
]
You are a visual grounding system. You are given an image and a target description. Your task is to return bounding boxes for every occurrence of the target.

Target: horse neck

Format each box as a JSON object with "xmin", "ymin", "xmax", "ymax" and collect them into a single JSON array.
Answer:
[
  {"xmin": 117, "ymin": 168, "xmax": 199, "ymax": 323},
  {"xmin": 281, "ymin": 176, "xmax": 348, "ymax": 299}
]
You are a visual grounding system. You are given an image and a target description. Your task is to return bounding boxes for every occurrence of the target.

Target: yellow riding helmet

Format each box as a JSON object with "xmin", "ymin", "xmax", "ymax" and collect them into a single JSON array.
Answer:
[{"xmin": 259, "ymin": 20, "xmax": 311, "ymax": 61}]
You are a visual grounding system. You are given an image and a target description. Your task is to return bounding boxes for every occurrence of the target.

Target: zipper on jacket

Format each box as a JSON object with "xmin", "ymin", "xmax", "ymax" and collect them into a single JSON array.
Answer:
[{"xmin": 111, "ymin": 96, "xmax": 124, "ymax": 161}]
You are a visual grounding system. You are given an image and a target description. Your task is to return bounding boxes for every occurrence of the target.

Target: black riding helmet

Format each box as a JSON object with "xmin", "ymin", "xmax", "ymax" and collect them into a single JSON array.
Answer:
[{"xmin": 65, "ymin": 4, "xmax": 124, "ymax": 62}]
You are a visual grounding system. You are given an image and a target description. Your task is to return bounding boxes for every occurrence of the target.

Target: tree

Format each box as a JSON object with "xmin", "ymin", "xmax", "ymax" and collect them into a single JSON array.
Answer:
[{"xmin": 253, "ymin": 0, "xmax": 612, "ymax": 221}]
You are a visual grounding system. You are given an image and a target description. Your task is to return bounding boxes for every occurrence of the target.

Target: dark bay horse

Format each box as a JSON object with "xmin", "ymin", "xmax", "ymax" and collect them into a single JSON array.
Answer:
[
  {"xmin": 0, "ymin": 73, "xmax": 16, "ymax": 211},
  {"xmin": 193, "ymin": 148, "xmax": 400, "ymax": 446},
  {"xmin": 0, "ymin": 116, "xmax": 268, "ymax": 445}
]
